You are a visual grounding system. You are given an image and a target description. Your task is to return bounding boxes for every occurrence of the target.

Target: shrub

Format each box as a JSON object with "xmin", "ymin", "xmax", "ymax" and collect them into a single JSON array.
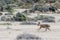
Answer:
[{"xmin": 14, "ymin": 12, "xmax": 26, "ymax": 21}]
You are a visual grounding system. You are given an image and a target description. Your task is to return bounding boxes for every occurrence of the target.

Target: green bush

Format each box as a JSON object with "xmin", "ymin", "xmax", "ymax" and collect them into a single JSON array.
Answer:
[{"xmin": 14, "ymin": 12, "xmax": 27, "ymax": 21}]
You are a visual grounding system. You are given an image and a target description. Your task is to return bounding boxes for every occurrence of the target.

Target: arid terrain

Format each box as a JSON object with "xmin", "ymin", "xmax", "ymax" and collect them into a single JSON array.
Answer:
[{"xmin": 0, "ymin": 20, "xmax": 60, "ymax": 40}]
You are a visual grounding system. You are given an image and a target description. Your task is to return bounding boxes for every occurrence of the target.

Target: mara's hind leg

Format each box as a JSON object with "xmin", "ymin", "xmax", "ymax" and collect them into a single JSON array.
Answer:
[
  {"xmin": 45, "ymin": 27, "xmax": 51, "ymax": 31},
  {"xmin": 47, "ymin": 27, "xmax": 51, "ymax": 31}
]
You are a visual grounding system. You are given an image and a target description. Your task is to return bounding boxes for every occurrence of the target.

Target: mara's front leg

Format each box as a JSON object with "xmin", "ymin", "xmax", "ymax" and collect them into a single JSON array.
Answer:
[
  {"xmin": 45, "ymin": 28, "xmax": 48, "ymax": 31},
  {"xmin": 38, "ymin": 26, "xmax": 42, "ymax": 32}
]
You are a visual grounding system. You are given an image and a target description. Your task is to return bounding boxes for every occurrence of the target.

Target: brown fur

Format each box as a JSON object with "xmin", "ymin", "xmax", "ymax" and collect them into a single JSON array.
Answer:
[{"xmin": 38, "ymin": 22, "xmax": 51, "ymax": 31}]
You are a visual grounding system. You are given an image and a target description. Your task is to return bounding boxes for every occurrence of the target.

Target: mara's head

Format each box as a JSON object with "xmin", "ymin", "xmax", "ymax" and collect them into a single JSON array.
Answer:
[{"xmin": 37, "ymin": 22, "xmax": 40, "ymax": 26}]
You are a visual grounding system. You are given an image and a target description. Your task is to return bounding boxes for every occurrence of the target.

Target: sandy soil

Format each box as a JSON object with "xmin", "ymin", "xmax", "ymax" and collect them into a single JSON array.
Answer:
[
  {"xmin": 0, "ymin": 13, "xmax": 60, "ymax": 40},
  {"xmin": 0, "ymin": 21, "xmax": 60, "ymax": 40}
]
